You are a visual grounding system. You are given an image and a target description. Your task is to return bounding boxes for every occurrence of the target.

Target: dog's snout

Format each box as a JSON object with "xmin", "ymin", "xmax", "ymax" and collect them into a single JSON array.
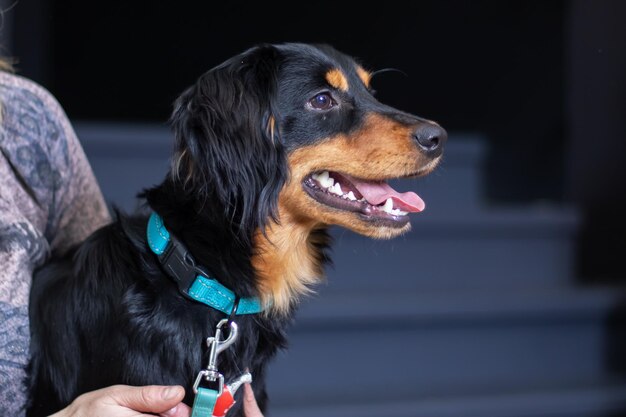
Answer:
[{"xmin": 413, "ymin": 123, "xmax": 447, "ymax": 155}]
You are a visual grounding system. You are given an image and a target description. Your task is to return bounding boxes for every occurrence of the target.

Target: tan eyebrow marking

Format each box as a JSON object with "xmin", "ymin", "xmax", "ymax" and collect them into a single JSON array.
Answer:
[
  {"xmin": 356, "ymin": 66, "xmax": 372, "ymax": 88},
  {"xmin": 267, "ymin": 115, "xmax": 276, "ymax": 143},
  {"xmin": 325, "ymin": 68, "xmax": 349, "ymax": 91}
]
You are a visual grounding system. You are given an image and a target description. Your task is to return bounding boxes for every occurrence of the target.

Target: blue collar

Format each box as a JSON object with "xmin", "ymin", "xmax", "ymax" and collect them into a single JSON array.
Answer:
[{"xmin": 146, "ymin": 212, "xmax": 265, "ymax": 315}]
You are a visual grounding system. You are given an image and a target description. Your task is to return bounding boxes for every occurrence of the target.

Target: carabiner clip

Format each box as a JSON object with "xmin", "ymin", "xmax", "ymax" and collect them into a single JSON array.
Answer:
[{"xmin": 193, "ymin": 319, "xmax": 239, "ymax": 395}]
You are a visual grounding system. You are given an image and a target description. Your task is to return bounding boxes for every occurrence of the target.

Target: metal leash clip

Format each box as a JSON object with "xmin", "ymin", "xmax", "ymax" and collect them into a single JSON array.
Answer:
[{"xmin": 193, "ymin": 318, "xmax": 239, "ymax": 396}]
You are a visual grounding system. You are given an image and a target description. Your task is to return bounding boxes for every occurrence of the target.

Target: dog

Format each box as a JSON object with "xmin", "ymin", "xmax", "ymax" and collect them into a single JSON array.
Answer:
[{"xmin": 26, "ymin": 42, "xmax": 446, "ymax": 416}]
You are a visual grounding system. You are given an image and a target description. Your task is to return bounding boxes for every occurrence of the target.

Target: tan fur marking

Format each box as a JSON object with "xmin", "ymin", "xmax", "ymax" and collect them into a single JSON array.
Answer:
[
  {"xmin": 252, "ymin": 213, "xmax": 323, "ymax": 315},
  {"xmin": 253, "ymin": 113, "xmax": 442, "ymax": 314},
  {"xmin": 267, "ymin": 116, "xmax": 276, "ymax": 143},
  {"xmin": 356, "ymin": 66, "xmax": 372, "ymax": 88},
  {"xmin": 171, "ymin": 149, "xmax": 194, "ymax": 185},
  {"xmin": 325, "ymin": 68, "xmax": 349, "ymax": 91}
]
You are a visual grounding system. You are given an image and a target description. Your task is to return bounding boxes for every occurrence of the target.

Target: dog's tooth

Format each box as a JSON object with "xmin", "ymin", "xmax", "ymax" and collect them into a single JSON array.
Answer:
[
  {"xmin": 322, "ymin": 178, "xmax": 335, "ymax": 189},
  {"xmin": 391, "ymin": 208, "xmax": 409, "ymax": 216},
  {"xmin": 317, "ymin": 171, "xmax": 331, "ymax": 188},
  {"xmin": 347, "ymin": 191, "xmax": 357, "ymax": 201},
  {"xmin": 330, "ymin": 182, "xmax": 343, "ymax": 196},
  {"xmin": 382, "ymin": 197, "xmax": 394, "ymax": 214}
]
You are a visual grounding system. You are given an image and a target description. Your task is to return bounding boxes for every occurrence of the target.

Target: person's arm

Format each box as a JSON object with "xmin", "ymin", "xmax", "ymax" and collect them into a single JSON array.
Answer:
[{"xmin": 0, "ymin": 70, "xmax": 111, "ymax": 417}]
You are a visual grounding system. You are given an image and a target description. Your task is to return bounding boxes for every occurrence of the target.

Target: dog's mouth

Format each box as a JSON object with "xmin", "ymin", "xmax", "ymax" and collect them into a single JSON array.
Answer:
[{"xmin": 303, "ymin": 170, "xmax": 425, "ymax": 228}]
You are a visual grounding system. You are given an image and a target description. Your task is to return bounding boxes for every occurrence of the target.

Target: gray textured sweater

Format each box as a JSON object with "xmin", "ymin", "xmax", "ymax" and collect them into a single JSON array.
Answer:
[{"xmin": 0, "ymin": 71, "xmax": 110, "ymax": 416}]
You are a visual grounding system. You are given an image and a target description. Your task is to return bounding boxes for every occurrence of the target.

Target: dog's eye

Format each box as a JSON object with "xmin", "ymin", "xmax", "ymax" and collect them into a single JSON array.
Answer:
[{"xmin": 309, "ymin": 93, "xmax": 335, "ymax": 110}]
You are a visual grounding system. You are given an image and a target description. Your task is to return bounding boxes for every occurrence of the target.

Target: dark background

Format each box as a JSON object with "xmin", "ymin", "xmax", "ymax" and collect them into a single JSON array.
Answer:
[
  {"xmin": 15, "ymin": 0, "xmax": 568, "ymax": 203},
  {"xmin": 4, "ymin": 0, "xmax": 625, "ymax": 283}
]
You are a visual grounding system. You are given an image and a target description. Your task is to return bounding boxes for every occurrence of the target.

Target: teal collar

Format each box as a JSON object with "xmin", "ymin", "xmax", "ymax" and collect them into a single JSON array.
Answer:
[{"xmin": 146, "ymin": 212, "xmax": 265, "ymax": 315}]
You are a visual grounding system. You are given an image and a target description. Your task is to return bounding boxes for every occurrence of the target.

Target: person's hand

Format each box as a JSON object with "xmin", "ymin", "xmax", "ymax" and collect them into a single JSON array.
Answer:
[
  {"xmin": 49, "ymin": 382, "xmax": 264, "ymax": 417},
  {"xmin": 50, "ymin": 384, "xmax": 191, "ymax": 417}
]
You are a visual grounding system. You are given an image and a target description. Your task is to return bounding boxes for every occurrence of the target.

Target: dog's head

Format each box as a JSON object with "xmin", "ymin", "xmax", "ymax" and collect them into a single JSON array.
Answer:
[{"xmin": 170, "ymin": 43, "xmax": 445, "ymax": 241}]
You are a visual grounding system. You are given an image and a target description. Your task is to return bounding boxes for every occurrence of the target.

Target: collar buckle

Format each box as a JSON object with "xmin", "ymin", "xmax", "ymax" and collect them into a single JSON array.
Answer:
[
  {"xmin": 159, "ymin": 234, "xmax": 202, "ymax": 298},
  {"xmin": 147, "ymin": 212, "xmax": 265, "ymax": 315}
]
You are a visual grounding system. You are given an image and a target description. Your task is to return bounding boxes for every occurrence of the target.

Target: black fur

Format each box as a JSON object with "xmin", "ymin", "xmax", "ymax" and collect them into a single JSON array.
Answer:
[
  {"xmin": 26, "ymin": 42, "xmax": 442, "ymax": 416},
  {"xmin": 27, "ymin": 43, "xmax": 299, "ymax": 417}
]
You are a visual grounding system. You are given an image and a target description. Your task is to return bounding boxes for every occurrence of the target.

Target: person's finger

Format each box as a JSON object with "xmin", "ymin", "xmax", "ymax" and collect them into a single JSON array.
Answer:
[
  {"xmin": 106, "ymin": 385, "xmax": 186, "ymax": 413},
  {"xmin": 242, "ymin": 383, "xmax": 264, "ymax": 417},
  {"xmin": 160, "ymin": 401, "xmax": 192, "ymax": 417}
]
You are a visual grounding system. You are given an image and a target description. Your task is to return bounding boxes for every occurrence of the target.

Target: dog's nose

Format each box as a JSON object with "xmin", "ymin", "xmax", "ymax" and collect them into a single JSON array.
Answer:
[{"xmin": 413, "ymin": 123, "xmax": 447, "ymax": 155}]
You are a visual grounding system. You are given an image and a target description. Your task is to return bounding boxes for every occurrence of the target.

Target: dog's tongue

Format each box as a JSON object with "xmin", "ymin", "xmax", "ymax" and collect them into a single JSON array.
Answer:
[{"xmin": 350, "ymin": 178, "xmax": 425, "ymax": 212}]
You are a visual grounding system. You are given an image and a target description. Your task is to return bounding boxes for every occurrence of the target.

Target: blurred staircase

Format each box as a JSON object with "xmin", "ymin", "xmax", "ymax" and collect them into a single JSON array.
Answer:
[{"xmin": 76, "ymin": 123, "xmax": 626, "ymax": 417}]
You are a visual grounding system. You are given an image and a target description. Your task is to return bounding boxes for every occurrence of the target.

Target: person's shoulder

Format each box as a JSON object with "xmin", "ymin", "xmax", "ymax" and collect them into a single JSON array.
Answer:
[
  {"xmin": 0, "ymin": 70, "xmax": 65, "ymax": 115},
  {"xmin": 1, "ymin": 70, "xmax": 54, "ymax": 98}
]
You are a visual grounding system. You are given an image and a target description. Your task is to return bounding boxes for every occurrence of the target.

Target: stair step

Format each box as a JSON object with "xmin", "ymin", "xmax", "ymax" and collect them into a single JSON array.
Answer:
[
  {"xmin": 269, "ymin": 384, "xmax": 626, "ymax": 417},
  {"xmin": 265, "ymin": 287, "xmax": 626, "ymax": 408},
  {"xmin": 324, "ymin": 206, "xmax": 580, "ymax": 291},
  {"xmin": 76, "ymin": 122, "xmax": 173, "ymax": 212},
  {"xmin": 295, "ymin": 286, "xmax": 626, "ymax": 324}
]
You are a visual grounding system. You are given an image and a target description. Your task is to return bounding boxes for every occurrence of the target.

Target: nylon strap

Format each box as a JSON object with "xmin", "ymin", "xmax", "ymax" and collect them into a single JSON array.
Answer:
[{"xmin": 191, "ymin": 387, "xmax": 219, "ymax": 417}]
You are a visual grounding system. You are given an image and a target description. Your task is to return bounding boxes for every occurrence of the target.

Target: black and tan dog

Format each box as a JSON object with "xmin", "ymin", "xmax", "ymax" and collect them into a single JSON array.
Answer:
[{"xmin": 27, "ymin": 42, "xmax": 446, "ymax": 416}]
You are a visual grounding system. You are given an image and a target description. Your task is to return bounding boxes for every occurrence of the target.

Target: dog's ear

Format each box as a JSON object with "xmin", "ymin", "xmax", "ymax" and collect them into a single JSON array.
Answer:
[{"xmin": 170, "ymin": 45, "xmax": 287, "ymax": 235}]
